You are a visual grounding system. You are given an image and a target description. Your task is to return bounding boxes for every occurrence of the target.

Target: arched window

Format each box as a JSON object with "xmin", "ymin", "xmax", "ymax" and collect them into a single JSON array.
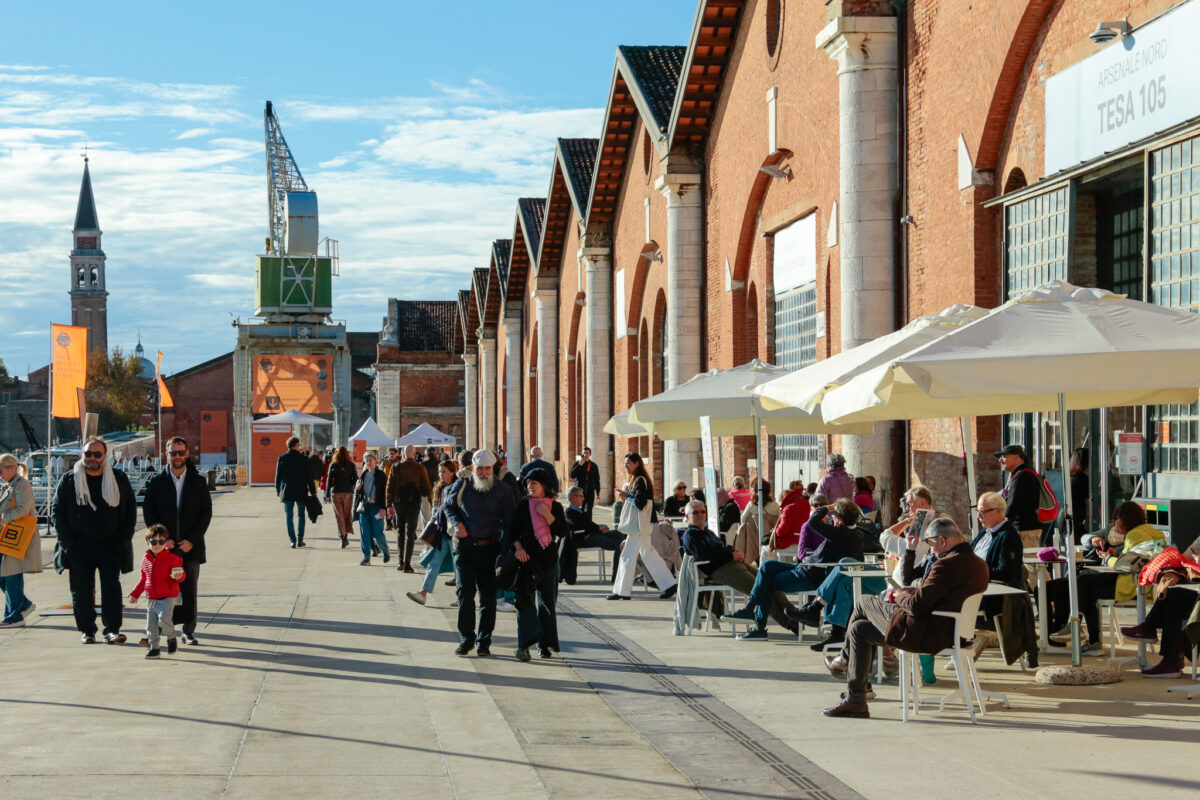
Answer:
[
  {"xmin": 77, "ymin": 268, "xmax": 85, "ymax": 287},
  {"xmin": 90, "ymin": 267, "xmax": 99, "ymax": 287}
]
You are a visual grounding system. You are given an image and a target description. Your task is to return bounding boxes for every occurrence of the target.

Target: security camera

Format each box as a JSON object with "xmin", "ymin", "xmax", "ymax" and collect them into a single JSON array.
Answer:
[{"xmin": 1089, "ymin": 19, "xmax": 1130, "ymax": 44}]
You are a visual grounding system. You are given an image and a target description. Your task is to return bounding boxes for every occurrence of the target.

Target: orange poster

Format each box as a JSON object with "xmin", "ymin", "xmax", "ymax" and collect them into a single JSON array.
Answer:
[
  {"xmin": 252, "ymin": 354, "xmax": 332, "ymax": 414},
  {"xmin": 51, "ymin": 324, "xmax": 88, "ymax": 418},
  {"xmin": 200, "ymin": 410, "xmax": 228, "ymax": 455},
  {"xmin": 251, "ymin": 423, "xmax": 293, "ymax": 485},
  {"xmin": 352, "ymin": 439, "xmax": 366, "ymax": 463}
]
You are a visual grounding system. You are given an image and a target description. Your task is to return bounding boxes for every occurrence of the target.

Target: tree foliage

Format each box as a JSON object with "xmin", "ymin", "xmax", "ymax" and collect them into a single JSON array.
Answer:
[
  {"xmin": 87, "ymin": 347, "xmax": 148, "ymax": 432},
  {"xmin": 0, "ymin": 357, "xmax": 9, "ymax": 383}
]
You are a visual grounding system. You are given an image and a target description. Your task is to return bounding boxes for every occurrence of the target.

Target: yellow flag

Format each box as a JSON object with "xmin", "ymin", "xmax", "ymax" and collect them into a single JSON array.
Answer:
[
  {"xmin": 51, "ymin": 324, "xmax": 88, "ymax": 418},
  {"xmin": 156, "ymin": 351, "xmax": 174, "ymax": 408}
]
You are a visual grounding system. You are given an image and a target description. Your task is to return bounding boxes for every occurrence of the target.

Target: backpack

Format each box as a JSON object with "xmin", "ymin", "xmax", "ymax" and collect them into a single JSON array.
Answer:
[{"xmin": 1036, "ymin": 472, "xmax": 1059, "ymax": 524}]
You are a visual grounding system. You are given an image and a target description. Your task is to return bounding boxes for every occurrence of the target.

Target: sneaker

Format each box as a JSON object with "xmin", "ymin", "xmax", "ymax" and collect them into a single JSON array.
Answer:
[
  {"xmin": 181, "ymin": 633, "xmax": 198, "ymax": 646},
  {"xmin": 145, "ymin": 649, "xmax": 161, "ymax": 659},
  {"xmin": 1120, "ymin": 624, "xmax": 1158, "ymax": 644},
  {"xmin": 0, "ymin": 619, "xmax": 25, "ymax": 628},
  {"xmin": 403, "ymin": 566, "xmax": 415, "ymax": 574},
  {"xmin": 81, "ymin": 633, "xmax": 96, "ymax": 644},
  {"xmin": 605, "ymin": 594, "xmax": 631, "ymax": 600},
  {"xmin": 476, "ymin": 644, "xmax": 491, "ymax": 657},
  {"xmin": 138, "ymin": 637, "xmax": 150, "ymax": 648},
  {"xmin": 737, "ymin": 628, "xmax": 768, "ymax": 641},
  {"xmin": 359, "ymin": 559, "xmax": 370, "ymax": 566},
  {"xmin": 1141, "ymin": 660, "xmax": 1183, "ymax": 679},
  {"xmin": 724, "ymin": 607, "xmax": 757, "ymax": 622},
  {"xmin": 786, "ymin": 603, "xmax": 823, "ymax": 628},
  {"xmin": 20, "ymin": 603, "xmax": 36, "ymax": 620},
  {"xmin": 290, "ymin": 542, "xmax": 296, "ymax": 549},
  {"xmin": 406, "ymin": 591, "xmax": 427, "ymax": 606},
  {"xmin": 103, "ymin": 632, "xmax": 126, "ymax": 645},
  {"xmin": 514, "ymin": 648, "xmax": 532, "ymax": 662},
  {"xmin": 539, "ymin": 647, "xmax": 553, "ymax": 659},
  {"xmin": 454, "ymin": 643, "xmax": 474, "ymax": 657},
  {"xmin": 810, "ymin": 628, "xmax": 846, "ymax": 653},
  {"xmin": 167, "ymin": 638, "xmax": 178, "ymax": 654},
  {"xmin": 444, "ymin": 579, "xmax": 456, "ymax": 586}
]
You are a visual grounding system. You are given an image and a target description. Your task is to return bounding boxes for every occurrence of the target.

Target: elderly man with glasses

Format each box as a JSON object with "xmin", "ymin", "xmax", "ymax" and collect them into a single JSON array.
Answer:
[
  {"xmin": 970, "ymin": 492, "xmax": 1037, "ymax": 668},
  {"xmin": 823, "ymin": 517, "xmax": 989, "ymax": 719},
  {"xmin": 679, "ymin": 501, "xmax": 799, "ymax": 634}
]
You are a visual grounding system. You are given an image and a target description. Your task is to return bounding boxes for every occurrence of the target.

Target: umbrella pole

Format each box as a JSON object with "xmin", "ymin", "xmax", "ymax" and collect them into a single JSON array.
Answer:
[
  {"xmin": 754, "ymin": 412, "xmax": 763, "ymax": 552},
  {"xmin": 960, "ymin": 416, "xmax": 978, "ymax": 537},
  {"xmin": 1059, "ymin": 393, "xmax": 1081, "ymax": 667}
]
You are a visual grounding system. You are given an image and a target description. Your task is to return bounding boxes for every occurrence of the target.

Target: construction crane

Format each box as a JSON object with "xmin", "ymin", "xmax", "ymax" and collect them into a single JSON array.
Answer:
[{"xmin": 263, "ymin": 100, "xmax": 309, "ymax": 256}]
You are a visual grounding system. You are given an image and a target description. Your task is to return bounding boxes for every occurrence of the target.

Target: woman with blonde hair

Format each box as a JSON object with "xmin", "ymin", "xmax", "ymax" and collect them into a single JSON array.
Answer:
[{"xmin": 0, "ymin": 454, "xmax": 42, "ymax": 627}]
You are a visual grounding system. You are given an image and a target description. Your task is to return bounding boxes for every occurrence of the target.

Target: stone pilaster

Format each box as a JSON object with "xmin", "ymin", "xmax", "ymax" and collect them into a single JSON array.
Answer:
[
  {"xmin": 462, "ymin": 348, "xmax": 478, "ymax": 448},
  {"xmin": 479, "ymin": 331, "xmax": 498, "ymax": 451},
  {"xmin": 582, "ymin": 236, "xmax": 613, "ymax": 502},
  {"xmin": 504, "ymin": 309, "xmax": 524, "ymax": 464},
  {"xmin": 534, "ymin": 277, "xmax": 558, "ymax": 460}
]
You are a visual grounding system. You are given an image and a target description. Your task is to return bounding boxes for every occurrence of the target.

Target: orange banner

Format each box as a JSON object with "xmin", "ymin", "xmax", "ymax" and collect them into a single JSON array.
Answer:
[
  {"xmin": 200, "ymin": 410, "xmax": 228, "ymax": 455},
  {"xmin": 352, "ymin": 439, "xmax": 366, "ymax": 463},
  {"xmin": 156, "ymin": 351, "xmax": 174, "ymax": 408},
  {"xmin": 251, "ymin": 423, "xmax": 293, "ymax": 485},
  {"xmin": 252, "ymin": 354, "xmax": 332, "ymax": 414},
  {"xmin": 51, "ymin": 324, "xmax": 88, "ymax": 419}
]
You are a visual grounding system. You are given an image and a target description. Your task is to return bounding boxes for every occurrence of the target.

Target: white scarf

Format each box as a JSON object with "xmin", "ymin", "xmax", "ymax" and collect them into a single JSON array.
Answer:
[{"xmin": 73, "ymin": 457, "xmax": 120, "ymax": 510}]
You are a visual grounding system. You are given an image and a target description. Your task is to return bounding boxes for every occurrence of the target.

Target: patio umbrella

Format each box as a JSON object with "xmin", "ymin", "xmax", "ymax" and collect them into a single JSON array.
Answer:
[
  {"xmin": 256, "ymin": 409, "xmax": 334, "ymax": 425},
  {"xmin": 603, "ymin": 410, "xmax": 651, "ymax": 437},
  {"xmin": 819, "ymin": 281, "xmax": 1200, "ymax": 665}
]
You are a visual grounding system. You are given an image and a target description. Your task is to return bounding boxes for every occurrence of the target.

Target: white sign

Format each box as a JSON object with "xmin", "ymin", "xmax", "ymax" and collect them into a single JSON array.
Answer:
[
  {"xmin": 1116, "ymin": 432, "xmax": 1144, "ymax": 475},
  {"xmin": 1044, "ymin": 2, "xmax": 1200, "ymax": 175},
  {"xmin": 699, "ymin": 416, "xmax": 720, "ymax": 535},
  {"xmin": 773, "ymin": 213, "xmax": 817, "ymax": 294}
]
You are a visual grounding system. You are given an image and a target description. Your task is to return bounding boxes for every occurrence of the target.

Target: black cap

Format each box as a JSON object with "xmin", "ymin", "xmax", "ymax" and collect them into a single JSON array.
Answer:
[{"xmin": 993, "ymin": 444, "xmax": 1027, "ymax": 460}]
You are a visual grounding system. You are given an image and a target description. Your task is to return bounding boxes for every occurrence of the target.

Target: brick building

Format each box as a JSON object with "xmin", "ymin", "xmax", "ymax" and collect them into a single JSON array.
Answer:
[
  {"xmin": 454, "ymin": 0, "xmax": 1199, "ymax": 522},
  {"xmin": 374, "ymin": 300, "xmax": 465, "ymax": 444}
]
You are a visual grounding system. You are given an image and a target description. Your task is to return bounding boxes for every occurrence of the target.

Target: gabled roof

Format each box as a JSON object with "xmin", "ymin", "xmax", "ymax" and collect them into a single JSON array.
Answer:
[
  {"xmin": 505, "ymin": 198, "xmax": 544, "ymax": 302},
  {"xmin": 74, "ymin": 160, "xmax": 100, "ymax": 231},
  {"xmin": 456, "ymin": 290, "xmax": 473, "ymax": 350},
  {"xmin": 470, "ymin": 267, "xmax": 489, "ymax": 330},
  {"xmin": 537, "ymin": 139, "xmax": 598, "ymax": 279},
  {"xmin": 558, "ymin": 138, "xmax": 598, "ymax": 220},
  {"xmin": 483, "ymin": 246, "xmax": 505, "ymax": 329},
  {"xmin": 388, "ymin": 301, "xmax": 458, "ymax": 352},
  {"xmin": 518, "ymin": 198, "xmax": 545, "ymax": 259},
  {"xmin": 668, "ymin": 0, "xmax": 747, "ymax": 149},
  {"xmin": 492, "ymin": 239, "xmax": 512, "ymax": 290},
  {"xmin": 586, "ymin": 45, "xmax": 687, "ymax": 226}
]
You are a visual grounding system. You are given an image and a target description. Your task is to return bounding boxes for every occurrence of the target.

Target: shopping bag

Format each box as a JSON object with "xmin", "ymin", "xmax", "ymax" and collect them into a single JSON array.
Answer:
[{"xmin": 0, "ymin": 515, "xmax": 36, "ymax": 560}]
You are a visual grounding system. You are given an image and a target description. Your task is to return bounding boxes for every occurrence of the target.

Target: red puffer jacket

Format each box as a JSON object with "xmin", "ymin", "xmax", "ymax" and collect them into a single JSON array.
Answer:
[{"xmin": 130, "ymin": 549, "xmax": 186, "ymax": 600}]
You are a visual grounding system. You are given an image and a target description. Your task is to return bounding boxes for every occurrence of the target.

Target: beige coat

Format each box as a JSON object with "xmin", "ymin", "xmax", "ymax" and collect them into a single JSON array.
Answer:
[{"xmin": 0, "ymin": 475, "xmax": 43, "ymax": 577}]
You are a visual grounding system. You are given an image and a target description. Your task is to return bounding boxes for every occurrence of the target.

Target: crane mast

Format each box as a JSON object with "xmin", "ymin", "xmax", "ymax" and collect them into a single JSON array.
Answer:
[{"xmin": 264, "ymin": 100, "xmax": 309, "ymax": 256}]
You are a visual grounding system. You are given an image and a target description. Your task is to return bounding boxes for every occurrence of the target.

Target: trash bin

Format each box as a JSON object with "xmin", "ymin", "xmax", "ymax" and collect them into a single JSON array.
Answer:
[{"xmin": 207, "ymin": 470, "xmax": 217, "ymax": 491}]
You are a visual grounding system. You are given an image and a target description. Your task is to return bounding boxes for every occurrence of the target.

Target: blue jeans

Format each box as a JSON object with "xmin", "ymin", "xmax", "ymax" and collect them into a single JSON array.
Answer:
[
  {"xmin": 747, "ymin": 559, "xmax": 817, "ymax": 630},
  {"xmin": 817, "ymin": 558, "xmax": 887, "ymax": 628},
  {"xmin": 283, "ymin": 500, "xmax": 306, "ymax": 544},
  {"xmin": 1, "ymin": 569, "xmax": 30, "ymax": 623},
  {"xmin": 358, "ymin": 504, "xmax": 388, "ymax": 560},
  {"xmin": 420, "ymin": 538, "xmax": 452, "ymax": 593}
]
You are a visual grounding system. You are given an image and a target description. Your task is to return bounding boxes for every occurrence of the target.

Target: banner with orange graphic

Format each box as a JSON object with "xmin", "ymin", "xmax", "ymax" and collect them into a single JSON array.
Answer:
[
  {"xmin": 156, "ymin": 351, "xmax": 174, "ymax": 407},
  {"xmin": 250, "ymin": 423, "xmax": 293, "ymax": 485},
  {"xmin": 252, "ymin": 354, "xmax": 332, "ymax": 414},
  {"xmin": 51, "ymin": 324, "xmax": 88, "ymax": 418},
  {"xmin": 200, "ymin": 410, "xmax": 228, "ymax": 456}
]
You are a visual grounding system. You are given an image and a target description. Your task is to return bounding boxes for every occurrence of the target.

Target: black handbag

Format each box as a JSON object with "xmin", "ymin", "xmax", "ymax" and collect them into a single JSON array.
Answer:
[{"xmin": 420, "ymin": 506, "xmax": 446, "ymax": 546}]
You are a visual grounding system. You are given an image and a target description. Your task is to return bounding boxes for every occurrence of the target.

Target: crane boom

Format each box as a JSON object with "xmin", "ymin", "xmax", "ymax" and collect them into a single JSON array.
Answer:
[{"xmin": 264, "ymin": 101, "xmax": 309, "ymax": 255}]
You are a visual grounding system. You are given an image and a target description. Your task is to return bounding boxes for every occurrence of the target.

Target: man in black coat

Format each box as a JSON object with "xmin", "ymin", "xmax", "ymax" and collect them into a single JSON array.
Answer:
[
  {"xmin": 518, "ymin": 446, "xmax": 559, "ymax": 495},
  {"xmin": 53, "ymin": 437, "xmax": 137, "ymax": 644},
  {"xmin": 143, "ymin": 436, "xmax": 212, "ymax": 646},
  {"xmin": 996, "ymin": 443, "xmax": 1042, "ymax": 548},
  {"xmin": 275, "ymin": 436, "xmax": 312, "ymax": 548},
  {"xmin": 559, "ymin": 486, "xmax": 622, "ymax": 584},
  {"xmin": 568, "ymin": 447, "xmax": 601, "ymax": 518}
]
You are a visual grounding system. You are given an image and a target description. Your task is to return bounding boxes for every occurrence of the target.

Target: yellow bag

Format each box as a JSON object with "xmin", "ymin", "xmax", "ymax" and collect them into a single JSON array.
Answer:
[{"xmin": 0, "ymin": 515, "xmax": 36, "ymax": 560}]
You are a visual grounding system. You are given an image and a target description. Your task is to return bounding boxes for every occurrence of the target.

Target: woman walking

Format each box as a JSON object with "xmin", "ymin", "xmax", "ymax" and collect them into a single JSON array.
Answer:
[
  {"xmin": 0, "ymin": 454, "xmax": 41, "ymax": 627},
  {"xmin": 406, "ymin": 461, "xmax": 458, "ymax": 606},
  {"xmin": 505, "ymin": 468, "xmax": 567, "ymax": 660},
  {"xmin": 326, "ymin": 447, "xmax": 357, "ymax": 549},
  {"xmin": 355, "ymin": 452, "xmax": 390, "ymax": 566},
  {"xmin": 608, "ymin": 453, "xmax": 677, "ymax": 601}
]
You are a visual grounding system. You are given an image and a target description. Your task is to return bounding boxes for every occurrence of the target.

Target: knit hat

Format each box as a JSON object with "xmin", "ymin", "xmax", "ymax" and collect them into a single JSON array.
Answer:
[
  {"xmin": 472, "ymin": 449, "xmax": 497, "ymax": 468},
  {"xmin": 523, "ymin": 467, "xmax": 553, "ymax": 492},
  {"xmin": 1037, "ymin": 546, "xmax": 1064, "ymax": 563}
]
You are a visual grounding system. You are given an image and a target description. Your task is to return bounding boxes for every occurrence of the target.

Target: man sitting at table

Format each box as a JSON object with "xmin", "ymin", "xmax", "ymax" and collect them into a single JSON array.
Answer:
[
  {"xmin": 725, "ymin": 498, "xmax": 862, "ymax": 640},
  {"xmin": 679, "ymin": 501, "xmax": 798, "ymax": 635},
  {"xmin": 823, "ymin": 517, "xmax": 989, "ymax": 718},
  {"xmin": 559, "ymin": 487, "xmax": 623, "ymax": 585},
  {"xmin": 971, "ymin": 492, "xmax": 1038, "ymax": 668}
]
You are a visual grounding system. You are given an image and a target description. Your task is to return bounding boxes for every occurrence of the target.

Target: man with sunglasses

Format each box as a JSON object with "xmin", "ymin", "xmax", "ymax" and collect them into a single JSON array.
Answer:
[
  {"xmin": 53, "ymin": 437, "xmax": 137, "ymax": 644},
  {"xmin": 143, "ymin": 436, "xmax": 212, "ymax": 646}
]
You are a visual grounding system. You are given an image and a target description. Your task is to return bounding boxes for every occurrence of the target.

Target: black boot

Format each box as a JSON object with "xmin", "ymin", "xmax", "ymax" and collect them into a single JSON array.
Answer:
[
  {"xmin": 785, "ymin": 601, "xmax": 822, "ymax": 629},
  {"xmin": 810, "ymin": 624, "xmax": 846, "ymax": 652}
]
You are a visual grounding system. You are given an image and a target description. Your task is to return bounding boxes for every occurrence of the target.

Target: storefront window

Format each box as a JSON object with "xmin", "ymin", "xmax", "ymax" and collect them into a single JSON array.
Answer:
[
  {"xmin": 774, "ymin": 280, "xmax": 820, "ymax": 474},
  {"xmin": 1004, "ymin": 185, "xmax": 1070, "ymax": 296}
]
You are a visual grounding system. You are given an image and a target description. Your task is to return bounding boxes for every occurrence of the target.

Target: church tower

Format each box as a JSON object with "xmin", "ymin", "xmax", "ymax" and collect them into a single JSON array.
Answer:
[{"xmin": 70, "ymin": 157, "xmax": 108, "ymax": 357}]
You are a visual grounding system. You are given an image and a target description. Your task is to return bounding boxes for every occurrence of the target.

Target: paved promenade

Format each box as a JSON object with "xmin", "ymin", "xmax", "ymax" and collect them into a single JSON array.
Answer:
[{"xmin": 1, "ymin": 486, "xmax": 1196, "ymax": 799}]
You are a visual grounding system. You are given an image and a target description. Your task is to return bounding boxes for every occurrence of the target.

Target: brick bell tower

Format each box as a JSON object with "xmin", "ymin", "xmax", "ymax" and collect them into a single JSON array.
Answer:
[{"xmin": 69, "ymin": 156, "xmax": 108, "ymax": 357}]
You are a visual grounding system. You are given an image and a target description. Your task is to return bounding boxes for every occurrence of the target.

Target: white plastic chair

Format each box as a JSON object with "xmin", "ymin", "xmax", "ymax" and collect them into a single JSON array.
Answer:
[
  {"xmin": 572, "ymin": 531, "xmax": 609, "ymax": 582},
  {"xmin": 679, "ymin": 554, "xmax": 736, "ymax": 635}
]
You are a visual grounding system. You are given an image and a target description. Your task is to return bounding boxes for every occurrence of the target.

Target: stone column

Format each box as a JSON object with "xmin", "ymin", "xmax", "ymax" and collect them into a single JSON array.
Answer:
[
  {"xmin": 582, "ymin": 236, "xmax": 613, "ymax": 502},
  {"xmin": 534, "ymin": 277, "xmax": 558, "ymax": 461},
  {"xmin": 656, "ymin": 165, "xmax": 703, "ymax": 487},
  {"xmin": 479, "ymin": 330, "xmax": 498, "ymax": 452},
  {"xmin": 462, "ymin": 347, "xmax": 478, "ymax": 448},
  {"xmin": 818, "ymin": 15, "xmax": 898, "ymax": 483},
  {"xmin": 503, "ymin": 310, "xmax": 524, "ymax": 465}
]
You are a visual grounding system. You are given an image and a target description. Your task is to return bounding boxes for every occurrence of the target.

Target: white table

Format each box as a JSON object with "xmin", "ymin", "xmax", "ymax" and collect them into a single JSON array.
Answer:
[{"xmin": 1023, "ymin": 558, "xmax": 1054, "ymax": 651}]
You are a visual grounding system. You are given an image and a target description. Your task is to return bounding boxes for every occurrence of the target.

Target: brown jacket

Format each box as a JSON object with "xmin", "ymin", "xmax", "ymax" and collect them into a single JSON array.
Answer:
[
  {"xmin": 885, "ymin": 542, "xmax": 989, "ymax": 654},
  {"xmin": 385, "ymin": 458, "xmax": 433, "ymax": 506}
]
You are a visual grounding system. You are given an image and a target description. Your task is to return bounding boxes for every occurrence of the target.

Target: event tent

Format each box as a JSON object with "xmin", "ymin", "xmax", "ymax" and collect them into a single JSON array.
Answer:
[
  {"xmin": 346, "ymin": 417, "xmax": 395, "ymax": 447},
  {"xmin": 394, "ymin": 422, "xmax": 456, "ymax": 447}
]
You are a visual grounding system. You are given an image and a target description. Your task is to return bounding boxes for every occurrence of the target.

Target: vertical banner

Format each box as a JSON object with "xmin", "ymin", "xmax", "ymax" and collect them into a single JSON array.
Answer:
[
  {"xmin": 250, "ymin": 423, "xmax": 293, "ymax": 485},
  {"xmin": 51, "ymin": 324, "xmax": 88, "ymax": 418},
  {"xmin": 200, "ymin": 411, "xmax": 228, "ymax": 457},
  {"xmin": 699, "ymin": 416, "xmax": 719, "ymax": 535},
  {"xmin": 351, "ymin": 439, "xmax": 366, "ymax": 463},
  {"xmin": 155, "ymin": 351, "xmax": 174, "ymax": 407}
]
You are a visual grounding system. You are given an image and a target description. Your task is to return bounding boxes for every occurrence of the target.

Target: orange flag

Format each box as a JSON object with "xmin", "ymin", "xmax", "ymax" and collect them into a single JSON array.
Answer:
[
  {"xmin": 156, "ymin": 351, "xmax": 174, "ymax": 408},
  {"xmin": 51, "ymin": 324, "xmax": 88, "ymax": 418}
]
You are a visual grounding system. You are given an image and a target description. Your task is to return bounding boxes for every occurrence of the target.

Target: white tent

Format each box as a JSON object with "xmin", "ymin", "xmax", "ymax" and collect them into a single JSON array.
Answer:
[
  {"xmin": 347, "ymin": 417, "xmax": 395, "ymax": 447},
  {"xmin": 257, "ymin": 409, "xmax": 334, "ymax": 425},
  {"xmin": 394, "ymin": 422, "xmax": 456, "ymax": 447}
]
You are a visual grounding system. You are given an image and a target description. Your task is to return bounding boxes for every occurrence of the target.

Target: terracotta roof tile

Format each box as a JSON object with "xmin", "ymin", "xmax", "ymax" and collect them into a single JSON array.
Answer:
[
  {"xmin": 389, "ymin": 300, "xmax": 458, "ymax": 351},
  {"xmin": 619, "ymin": 45, "xmax": 686, "ymax": 133},
  {"xmin": 558, "ymin": 138, "xmax": 598, "ymax": 215}
]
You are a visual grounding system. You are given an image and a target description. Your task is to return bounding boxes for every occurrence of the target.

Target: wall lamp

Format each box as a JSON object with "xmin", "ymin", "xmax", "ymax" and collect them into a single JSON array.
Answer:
[
  {"xmin": 1089, "ymin": 18, "xmax": 1130, "ymax": 44},
  {"xmin": 760, "ymin": 163, "xmax": 792, "ymax": 180}
]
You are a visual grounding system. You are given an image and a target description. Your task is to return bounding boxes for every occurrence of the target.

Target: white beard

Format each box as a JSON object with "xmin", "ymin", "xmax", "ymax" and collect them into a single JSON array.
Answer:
[{"xmin": 472, "ymin": 474, "xmax": 495, "ymax": 493}]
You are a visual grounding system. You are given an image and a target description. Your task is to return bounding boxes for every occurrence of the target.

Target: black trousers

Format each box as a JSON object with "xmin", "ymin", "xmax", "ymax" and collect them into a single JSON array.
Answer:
[
  {"xmin": 68, "ymin": 544, "xmax": 124, "ymax": 636},
  {"xmin": 580, "ymin": 491, "xmax": 596, "ymax": 519},
  {"xmin": 844, "ymin": 595, "xmax": 897, "ymax": 703},
  {"xmin": 1144, "ymin": 585, "xmax": 1200, "ymax": 661},
  {"xmin": 172, "ymin": 558, "xmax": 201, "ymax": 636},
  {"xmin": 1048, "ymin": 571, "xmax": 1117, "ymax": 643},
  {"xmin": 453, "ymin": 542, "xmax": 500, "ymax": 646},
  {"xmin": 393, "ymin": 502, "xmax": 421, "ymax": 566}
]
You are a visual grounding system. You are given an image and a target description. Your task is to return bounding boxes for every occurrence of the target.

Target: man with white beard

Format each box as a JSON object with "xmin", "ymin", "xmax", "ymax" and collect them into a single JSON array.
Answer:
[{"xmin": 442, "ymin": 449, "xmax": 517, "ymax": 657}]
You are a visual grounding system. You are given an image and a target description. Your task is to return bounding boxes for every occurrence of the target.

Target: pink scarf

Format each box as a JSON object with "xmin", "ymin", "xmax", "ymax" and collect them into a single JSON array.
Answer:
[{"xmin": 529, "ymin": 498, "xmax": 552, "ymax": 548}]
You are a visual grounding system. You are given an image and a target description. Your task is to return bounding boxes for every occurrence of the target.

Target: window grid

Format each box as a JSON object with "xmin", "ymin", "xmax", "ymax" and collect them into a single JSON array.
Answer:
[
  {"xmin": 774, "ymin": 281, "xmax": 819, "ymax": 466},
  {"xmin": 1004, "ymin": 186, "xmax": 1070, "ymax": 296}
]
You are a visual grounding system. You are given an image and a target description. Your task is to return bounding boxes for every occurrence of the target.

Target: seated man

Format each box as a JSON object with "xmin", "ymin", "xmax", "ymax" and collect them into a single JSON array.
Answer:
[
  {"xmin": 716, "ymin": 489, "xmax": 740, "ymax": 534},
  {"xmin": 791, "ymin": 486, "xmax": 935, "ymax": 652},
  {"xmin": 823, "ymin": 517, "xmax": 990, "ymax": 718},
  {"xmin": 725, "ymin": 498, "xmax": 862, "ymax": 640},
  {"xmin": 559, "ymin": 487, "xmax": 623, "ymax": 585},
  {"xmin": 679, "ymin": 501, "xmax": 797, "ymax": 634},
  {"xmin": 971, "ymin": 492, "xmax": 1037, "ymax": 668}
]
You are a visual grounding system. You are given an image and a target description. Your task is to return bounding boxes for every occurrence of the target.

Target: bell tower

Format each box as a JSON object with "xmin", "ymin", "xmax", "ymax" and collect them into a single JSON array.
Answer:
[{"xmin": 70, "ymin": 156, "xmax": 108, "ymax": 357}]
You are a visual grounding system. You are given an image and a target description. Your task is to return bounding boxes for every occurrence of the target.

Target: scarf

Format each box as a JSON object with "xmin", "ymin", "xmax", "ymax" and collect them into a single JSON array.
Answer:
[
  {"xmin": 73, "ymin": 456, "xmax": 120, "ymax": 511},
  {"xmin": 529, "ymin": 498, "xmax": 552, "ymax": 548}
]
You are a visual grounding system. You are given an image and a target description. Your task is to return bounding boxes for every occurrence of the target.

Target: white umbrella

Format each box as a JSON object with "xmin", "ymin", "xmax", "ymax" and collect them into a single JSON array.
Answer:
[
  {"xmin": 395, "ymin": 422, "xmax": 456, "ymax": 447},
  {"xmin": 256, "ymin": 409, "xmax": 334, "ymax": 425},
  {"xmin": 818, "ymin": 282, "xmax": 1200, "ymax": 665},
  {"xmin": 603, "ymin": 410, "xmax": 651, "ymax": 437},
  {"xmin": 347, "ymin": 417, "xmax": 395, "ymax": 447}
]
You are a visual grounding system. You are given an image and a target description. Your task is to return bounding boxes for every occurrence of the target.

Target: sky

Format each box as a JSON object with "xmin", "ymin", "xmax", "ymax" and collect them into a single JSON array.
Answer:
[{"xmin": 0, "ymin": 0, "xmax": 697, "ymax": 378}]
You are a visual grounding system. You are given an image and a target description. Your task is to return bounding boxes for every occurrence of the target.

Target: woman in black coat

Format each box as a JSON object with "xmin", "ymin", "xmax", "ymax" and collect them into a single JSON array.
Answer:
[{"xmin": 504, "ymin": 467, "xmax": 568, "ymax": 661}]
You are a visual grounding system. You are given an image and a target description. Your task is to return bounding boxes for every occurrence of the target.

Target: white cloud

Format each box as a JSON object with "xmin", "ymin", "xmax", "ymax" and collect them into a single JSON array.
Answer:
[{"xmin": 176, "ymin": 128, "xmax": 216, "ymax": 140}]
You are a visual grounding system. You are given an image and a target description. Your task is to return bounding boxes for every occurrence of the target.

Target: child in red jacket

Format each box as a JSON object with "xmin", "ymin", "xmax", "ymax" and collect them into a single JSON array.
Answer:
[{"xmin": 128, "ymin": 524, "xmax": 186, "ymax": 659}]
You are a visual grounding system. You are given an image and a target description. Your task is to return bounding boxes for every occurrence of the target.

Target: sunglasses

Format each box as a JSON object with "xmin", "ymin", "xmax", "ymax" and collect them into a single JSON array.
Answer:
[
  {"xmin": 922, "ymin": 535, "xmax": 944, "ymax": 543},
  {"xmin": 148, "ymin": 539, "xmax": 168, "ymax": 545},
  {"xmin": 83, "ymin": 450, "xmax": 104, "ymax": 458},
  {"xmin": 169, "ymin": 450, "xmax": 188, "ymax": 456}
]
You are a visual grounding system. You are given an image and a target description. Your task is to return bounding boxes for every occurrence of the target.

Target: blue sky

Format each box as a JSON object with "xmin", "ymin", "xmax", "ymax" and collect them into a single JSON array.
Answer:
[{"xmin": 0, "ymin": 0, "xmax": 696, "ymax": 377}]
